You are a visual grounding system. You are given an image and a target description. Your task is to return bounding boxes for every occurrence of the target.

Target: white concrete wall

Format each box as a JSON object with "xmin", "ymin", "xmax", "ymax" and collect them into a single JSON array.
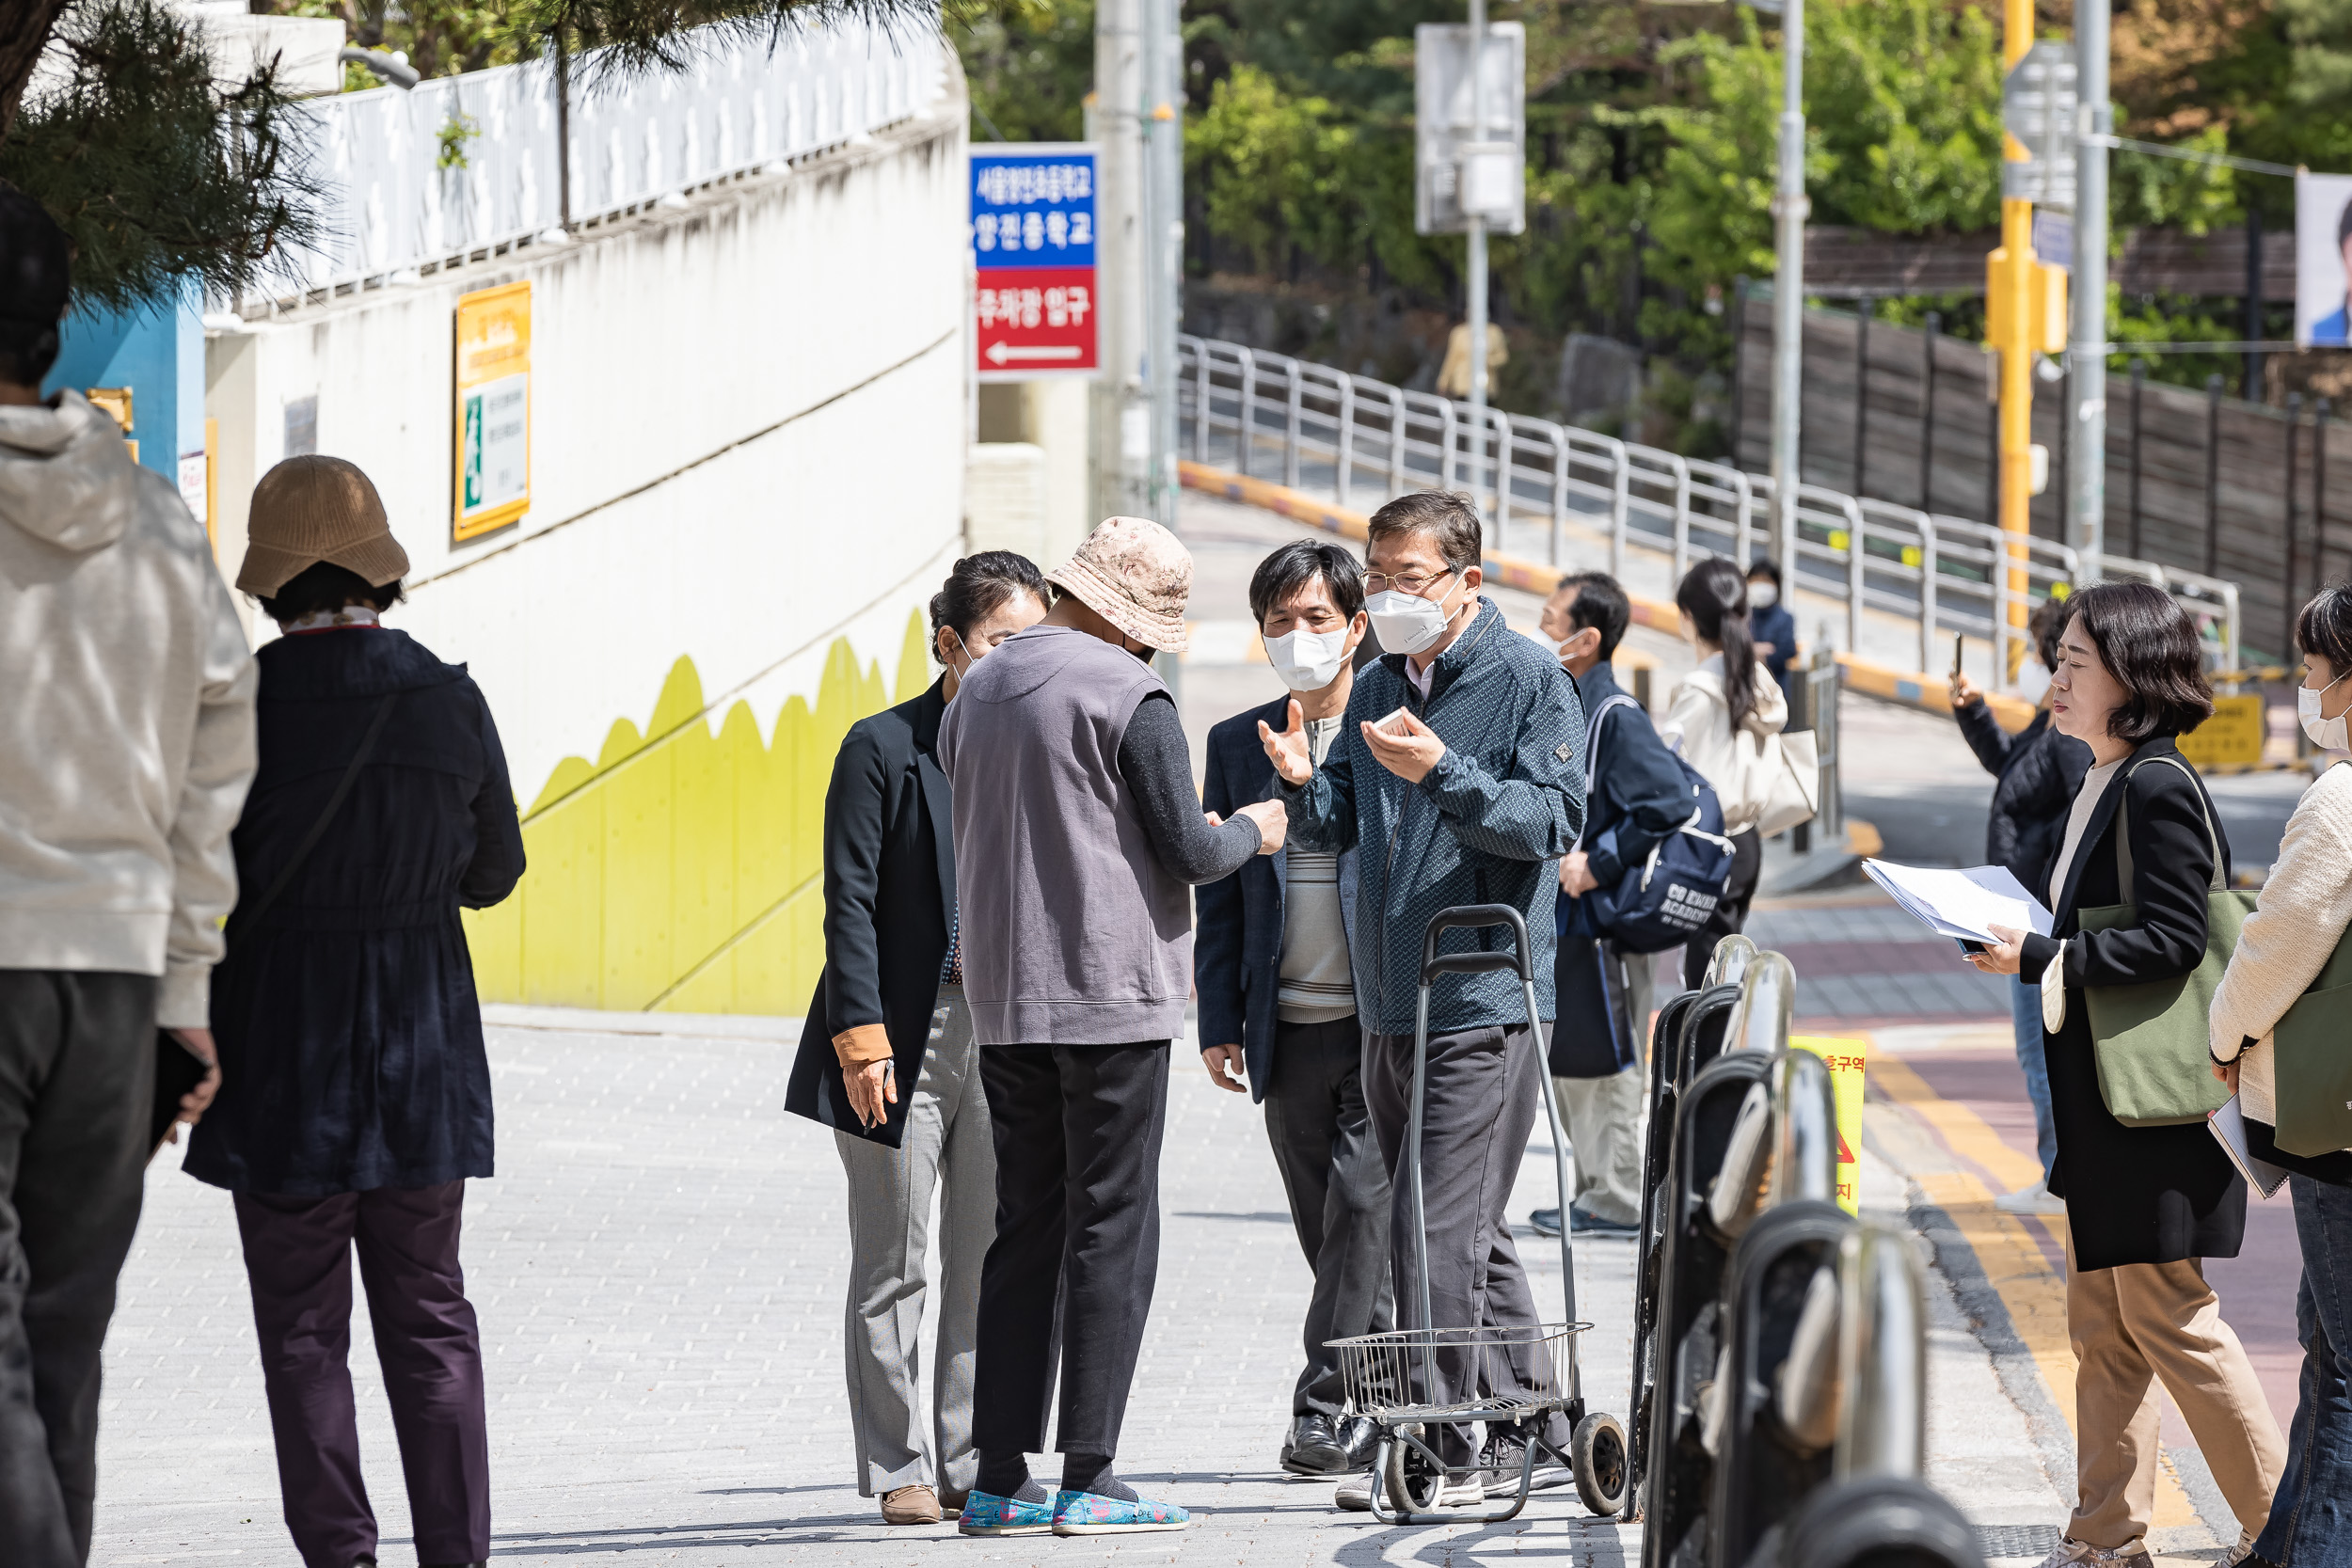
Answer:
[{"xmin": 205, "ymin": 52, "xmax": 967, "ymax": 804}]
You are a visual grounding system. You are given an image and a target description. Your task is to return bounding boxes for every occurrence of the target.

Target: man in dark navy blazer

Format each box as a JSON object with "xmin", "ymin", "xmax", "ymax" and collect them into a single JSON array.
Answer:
[{"xmin": 1196, "ymin": 541, "xmax": 1390, "ymax": 1479}]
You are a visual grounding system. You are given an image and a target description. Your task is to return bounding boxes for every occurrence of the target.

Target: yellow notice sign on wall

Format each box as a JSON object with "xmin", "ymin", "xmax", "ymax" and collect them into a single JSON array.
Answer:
[
  {"xmin": 453, "ymin": 280, "xmax": 532, "ymax": 543},
  {"xmin": 1790, "ymin": 1036, "xmax": 1867, "ymax": 1214},
  {"xmin": 2176, "ymin": 693, "xmax": 2266, "ymax": 769}
]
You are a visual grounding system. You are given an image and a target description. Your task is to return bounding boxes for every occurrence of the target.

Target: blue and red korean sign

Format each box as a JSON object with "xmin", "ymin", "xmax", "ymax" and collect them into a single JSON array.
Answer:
[{"xmin": 971, "ymin": 143, "xmax": 1099, "ymax": 380}]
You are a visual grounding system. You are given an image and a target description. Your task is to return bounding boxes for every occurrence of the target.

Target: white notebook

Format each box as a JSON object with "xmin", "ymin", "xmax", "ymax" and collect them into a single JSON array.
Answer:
[{"xmin": 2209, "ymin": 1096, "xmax": 2289, "ymax": 1200}]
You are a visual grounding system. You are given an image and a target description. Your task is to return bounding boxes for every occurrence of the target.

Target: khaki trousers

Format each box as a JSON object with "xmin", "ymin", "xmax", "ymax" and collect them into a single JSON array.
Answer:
[{"xmin": 2064, "ymin": 1235, "xmax": 2284, "ymax": 1549}]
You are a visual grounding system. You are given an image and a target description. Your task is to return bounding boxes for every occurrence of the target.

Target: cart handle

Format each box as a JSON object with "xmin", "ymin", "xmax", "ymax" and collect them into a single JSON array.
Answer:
[{"xmin": 1419, "ymin": 903, "xmax": 1534, "ymax": 984}]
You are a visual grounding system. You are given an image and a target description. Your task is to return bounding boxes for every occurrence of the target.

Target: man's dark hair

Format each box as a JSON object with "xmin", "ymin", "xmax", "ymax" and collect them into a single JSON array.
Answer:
[
  {"xmin": 2296, "ymin": 578, "xmax": 2352, "ymax": 673},
  {"xmin": 2028, "ymin": 594, "xmax": 2069, "ymax": 672},
  {"xmin": 1248, "ymin": 540, "xmax": 1364, "ymax": 626},
  {"xmin": 1366, "ymin": 490, "xmax": 1482, "ymax": 575},
  {"xmin": 0, "ymin": 187, "xmax": 72, "ymax": 390},
  {"xmin": 2059, "ymin": 581, "xmax": 2215, "ymax": 742},
  {"xmin": 1555, "ymin": 570, "xmax": 1630, "ymax": 660},
  {"xmin": 1744, "ymin": 557, "xmax": 1783, "ymax": 593},
  {"xmin": 929, "ymin": 550, "xmax": 1047, "ymax": 664},
  {"xmin": 257, "ymin": 562, "xmax": 405, "ymax": 625}
]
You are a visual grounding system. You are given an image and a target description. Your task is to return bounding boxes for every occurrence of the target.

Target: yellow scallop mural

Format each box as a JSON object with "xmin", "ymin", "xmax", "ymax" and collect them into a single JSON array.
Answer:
[{"xmin": 464, "ymin": 611, "xmax": 932, "ymax": 1014}]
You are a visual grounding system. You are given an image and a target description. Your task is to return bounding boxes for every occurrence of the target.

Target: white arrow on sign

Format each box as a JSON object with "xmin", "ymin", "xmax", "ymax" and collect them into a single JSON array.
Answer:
[{"xmin": 985, "ymin": 341, "xmax": 1084, "ymax": 365}]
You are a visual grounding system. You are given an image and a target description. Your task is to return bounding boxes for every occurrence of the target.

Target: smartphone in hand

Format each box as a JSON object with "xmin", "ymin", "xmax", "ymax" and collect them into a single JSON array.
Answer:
[
  {"xmin": 1950, "ymin": 634, "xmax": 1964, "ymax": 681},
  {"xmin": 1375, "ymin": 706, "xmax": 1414, "ymax": 737}
]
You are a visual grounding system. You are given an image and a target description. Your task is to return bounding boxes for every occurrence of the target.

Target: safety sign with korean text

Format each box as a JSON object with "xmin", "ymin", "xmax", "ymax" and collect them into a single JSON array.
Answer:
[
  {"xmin": 453, "ymin": 280, "xmax": 531, "ymax": 543},
  {"xmin": 972, "ymin": 144, "xmax": 1098, "ymax": 380}
]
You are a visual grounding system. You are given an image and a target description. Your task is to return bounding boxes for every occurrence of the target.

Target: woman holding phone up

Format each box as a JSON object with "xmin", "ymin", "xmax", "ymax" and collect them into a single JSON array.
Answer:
[
  {"xmin": 784, "ymin": 552, "xmax": 1049, "ymax": 1527},
  {"xmin": 1965, "ymin": 583, "xmax": 2280, "ymax": 1568}
]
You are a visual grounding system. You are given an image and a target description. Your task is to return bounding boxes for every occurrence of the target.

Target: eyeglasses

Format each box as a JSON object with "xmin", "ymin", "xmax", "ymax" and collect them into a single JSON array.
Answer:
[{"xmin": 1364, "ymin": 567, "xmax": 1456, "ymax": 597}]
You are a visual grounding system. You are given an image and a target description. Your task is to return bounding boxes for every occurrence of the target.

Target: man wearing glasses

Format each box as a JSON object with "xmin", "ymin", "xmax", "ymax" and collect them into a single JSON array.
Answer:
[{"xmin": 1262, "ymin": 490, "xmax": 1586, "ymax": 1505}]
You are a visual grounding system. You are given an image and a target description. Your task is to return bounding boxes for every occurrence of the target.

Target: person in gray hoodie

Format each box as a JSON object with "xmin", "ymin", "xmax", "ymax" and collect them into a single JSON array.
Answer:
[{"xmin": 0, "ymin": 192, "xmax": 258, "ymax": 1564}]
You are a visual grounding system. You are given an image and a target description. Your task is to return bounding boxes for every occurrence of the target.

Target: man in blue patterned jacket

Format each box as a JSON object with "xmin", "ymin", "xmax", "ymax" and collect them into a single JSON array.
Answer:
[{"xmin": 1263, "ymin": 489, "xmax": 1586, "ymax": 1505}]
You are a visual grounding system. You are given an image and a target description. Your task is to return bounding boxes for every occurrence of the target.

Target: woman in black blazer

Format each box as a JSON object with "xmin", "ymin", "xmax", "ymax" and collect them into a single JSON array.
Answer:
[
  {"xmin": 783, "ymin": 552, "xmax": 1047, "ymax": 1527},
  {"xmin": 1970, "ymin": 583, "xmax": 2282, "ymax": 1568}
]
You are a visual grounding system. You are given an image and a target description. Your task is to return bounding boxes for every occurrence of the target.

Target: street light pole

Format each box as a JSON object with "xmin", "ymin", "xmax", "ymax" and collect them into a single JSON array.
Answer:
[
  {"xmin": 2067, "ymin": 0, "xmax": 2109, "ymax": 577},
  {"xmin": 1769, "ymin": 0, "xmax": 1807, "ymax": 575},
  {"xmin": 1466, "ymin": 0, "xmax": 1489, "ymax": 520}
]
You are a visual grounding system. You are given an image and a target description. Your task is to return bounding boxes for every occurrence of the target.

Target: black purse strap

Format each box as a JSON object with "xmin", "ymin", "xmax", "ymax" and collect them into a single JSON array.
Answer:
[{"xmin": 225, "ymin": 691, "xmax": 399, "ymax": 946}]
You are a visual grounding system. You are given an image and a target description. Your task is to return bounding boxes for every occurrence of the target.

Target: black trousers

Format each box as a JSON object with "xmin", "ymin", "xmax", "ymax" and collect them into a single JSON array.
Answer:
[
  {"xmin": 1261, "ymin": 1015, "xmax": 1392, "ymax": 1418},
  {"xmin": 1364, "ymin": 1021, "xmax": 1564, "ymax": 1465},
  {"xmin": 1682, "ymin": 827, "xmax": 1763, "ymax": 991},
  {"xmin": 972, "ymin": 1040, "xmax": 1168, "ymax": 1462},
  {"xmin": 0, "ymin": 970, "xmax": 155, "ymax": 1568}
]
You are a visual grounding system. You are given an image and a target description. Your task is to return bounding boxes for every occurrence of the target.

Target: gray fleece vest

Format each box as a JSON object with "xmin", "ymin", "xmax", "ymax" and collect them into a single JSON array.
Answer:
[{"xmin": 934, "ymin": 624, "xmax": 1190, "ymax": 1046}]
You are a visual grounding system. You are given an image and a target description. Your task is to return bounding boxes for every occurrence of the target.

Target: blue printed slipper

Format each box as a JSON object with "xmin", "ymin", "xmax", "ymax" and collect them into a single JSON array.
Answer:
[
  {"xmin": 1051, "ymin": 1489, "xmax": 1190, "ymax": 1535},
  {"xmin": 957, "ymin": 1489, "xmax": 1056, "ymax": 1536}
]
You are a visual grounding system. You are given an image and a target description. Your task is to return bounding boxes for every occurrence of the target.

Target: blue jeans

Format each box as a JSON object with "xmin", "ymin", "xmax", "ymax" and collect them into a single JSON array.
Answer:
[
  {"xmin": 2010, "ymin": 975, "xmax": 2056, "ymax": 1180},
  {"xmin": 2257, "ymin": 1174, "xmax": 2352, "ymax": 1566}
]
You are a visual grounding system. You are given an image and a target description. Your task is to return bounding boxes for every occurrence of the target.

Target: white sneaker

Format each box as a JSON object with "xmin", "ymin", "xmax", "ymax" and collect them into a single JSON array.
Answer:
[
  {"xmin": 2033, "ymin": 1537, "xmax": 2152, "ymax": 1568},
  {"xmin": 1331, "ymin": 1471, "xmax": 1485, "ymax": 1513},
  {"xmin": 1995, "ymin": 1180, "xmax": 2068, "ymax": 1216}
]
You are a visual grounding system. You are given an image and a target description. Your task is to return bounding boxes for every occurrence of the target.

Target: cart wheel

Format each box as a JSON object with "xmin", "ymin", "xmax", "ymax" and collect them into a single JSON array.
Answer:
[
  {"xmin": 1570, "ymin": 1410, "xmax": 1629, "ymax": 1516},
  {"xmin": 1382, "ymin": 1424, "xmax": 1446, "ymax": 1514}
]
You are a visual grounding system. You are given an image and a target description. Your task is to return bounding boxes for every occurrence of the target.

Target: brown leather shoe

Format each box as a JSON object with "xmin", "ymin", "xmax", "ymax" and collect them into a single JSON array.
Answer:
[{"xmin": 882, "ymin": 1484, "xmax": 943, "ymax": 1525}]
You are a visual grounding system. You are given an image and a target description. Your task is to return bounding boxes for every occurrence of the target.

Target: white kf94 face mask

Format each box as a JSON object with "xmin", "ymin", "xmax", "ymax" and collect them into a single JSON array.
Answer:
[
  {"xmin": 1263, "ymin": 626, "xmax": 1352, "ymax": 691},
  {"xmin": 1364, "ymin": 578, "xmax": 1458, "ymax": 657},
  {"xmin": 2300, "ymin": 670, "xmax": 2351, "ymax": 751}
]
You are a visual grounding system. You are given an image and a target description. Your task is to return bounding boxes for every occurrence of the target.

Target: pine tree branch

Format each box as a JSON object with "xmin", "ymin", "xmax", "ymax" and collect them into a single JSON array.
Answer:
[
  {"xmin": 0, "ymin": 0, "xmax": 325, "ymax": 309},
  {"xmin": 508, "ymin": 0, "xmax": 939, "ymax": 89},
  {"xmin": 0, "ymin": 0, "xmax": 77, "ymax": 137}
]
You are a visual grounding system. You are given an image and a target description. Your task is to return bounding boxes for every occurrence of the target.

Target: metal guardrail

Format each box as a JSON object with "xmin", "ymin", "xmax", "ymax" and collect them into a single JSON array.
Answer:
[
  {"xmin": 251, "ymin": 14, "xmax": 944, "ymax": 307},
  {"xmin": 1633, "ymin": 938, "xmax": 1983, "ymax": 1568},
  {"xmin": 1179, "ymin": 334, "xmax": 2243, "ymax": 675}
]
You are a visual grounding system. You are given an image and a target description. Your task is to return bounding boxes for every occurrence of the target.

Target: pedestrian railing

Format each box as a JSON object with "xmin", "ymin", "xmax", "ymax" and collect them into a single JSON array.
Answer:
[
  {"xmin": 248, "ymin": 12, "xmax": 945, "ymax": 308},
  {"xmin": 1629, "ymin": 938, "xmax": 1985, "ymax": 1568},
  {"xmin": 1178, "ymin": 334, "xmax": 2243, "ymax": 675}
]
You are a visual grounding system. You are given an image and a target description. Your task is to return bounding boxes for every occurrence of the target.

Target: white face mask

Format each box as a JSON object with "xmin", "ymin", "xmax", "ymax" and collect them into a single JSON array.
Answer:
[
  {"xmin": 2300, "ymin": 669, "xmax": 2350, "ymax": 751},
  {"xmin": 1365, "ymin": 574, "xmax": 1461, "ymax": 657},
  {"xmin": 2016, "ymin": 657, "xmax": 2053, "ymax": 705},
  {"xmin": 1263, "ymin": 625, "xmax": 1352, "ymax": 691},
  {"xmin": 1748, "ymin": 582, "xmax": 1778, "ymax": 610}
]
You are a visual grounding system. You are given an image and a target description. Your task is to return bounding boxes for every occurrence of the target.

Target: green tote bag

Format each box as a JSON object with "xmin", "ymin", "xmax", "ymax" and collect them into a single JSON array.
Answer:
[
  {"xmin": 2075, "ymin": 753, "xmax": 2253, "ymax": 1128},
  {"xmin": 2265, "ymin": 765, "xmax": 2352, "ymax": 1157}
]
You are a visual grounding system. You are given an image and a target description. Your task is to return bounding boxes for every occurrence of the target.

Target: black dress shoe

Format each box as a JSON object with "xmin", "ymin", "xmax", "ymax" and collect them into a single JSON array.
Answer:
[
  {"xmin": 1338, "ymin": 1414, "xmax": 1381, "ymax": 1469},
  {"xmin": 1279, "ymin": 1412, "xmax": 1349, "ymax": 1475}
]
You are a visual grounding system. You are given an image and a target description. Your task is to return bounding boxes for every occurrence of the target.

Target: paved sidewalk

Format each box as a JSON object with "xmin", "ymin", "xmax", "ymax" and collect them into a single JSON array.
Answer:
[{"xmin": 94, "ymin": 1011, "xmax": 1643, "ymax": 1566}]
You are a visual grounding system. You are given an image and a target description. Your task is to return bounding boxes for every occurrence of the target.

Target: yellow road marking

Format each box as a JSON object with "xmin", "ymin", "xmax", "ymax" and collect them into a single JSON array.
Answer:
[{"xmin": 1876, "ymin": 1051, "xmax": 2201, "ymax": 1531}]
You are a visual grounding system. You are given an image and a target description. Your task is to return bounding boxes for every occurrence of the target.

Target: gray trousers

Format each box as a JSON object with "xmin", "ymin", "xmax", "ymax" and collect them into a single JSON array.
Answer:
[
  {"xmin": 0, "ymin": 970, "xmax": 154, "ymax": 1568},
  {"xmin": 1555, "ymin": 943, "xmax": 1654, "ymax": 1227},
  {"xmin": 834, "ymin": 986, "xmax": 993, "ymax": 1499},
  {"xmin": 1262, "ymin": 1015, "xmax": 1392, "ymax": 1418},
  {"xmin": 1365, "ymin": 1021, "xmax": 1563, "ymax": 1465}
]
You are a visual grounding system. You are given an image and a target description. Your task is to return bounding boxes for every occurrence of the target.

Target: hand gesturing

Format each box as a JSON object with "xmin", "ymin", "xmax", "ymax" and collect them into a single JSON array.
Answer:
[{"xmin": 1259, "ymin": 698, "xmax": 1311, "ymax": 787}]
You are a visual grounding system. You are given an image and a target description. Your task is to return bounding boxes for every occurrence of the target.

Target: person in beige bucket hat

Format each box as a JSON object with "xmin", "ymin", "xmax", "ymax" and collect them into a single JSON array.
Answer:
[
  {"xmin": 934, "ymin": 515, "xmax": 1283, "ymax": 1535},
  {"xmin": 1041, "ymin": 514, "xmax": 1191, "ymax": 654},
  {"xmin": 237, "ymin": 454, "xmax": 411, "ymax": 603}
]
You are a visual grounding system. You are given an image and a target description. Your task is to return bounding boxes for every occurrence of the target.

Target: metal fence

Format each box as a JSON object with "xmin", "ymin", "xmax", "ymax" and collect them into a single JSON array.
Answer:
[
  {"xmin": 1180, "ymin": 334, "xmax": 2244, "ymax": 675},
  {"xmin": 253, "ymin": 15, "xmax": 944, "ymax": 307}
]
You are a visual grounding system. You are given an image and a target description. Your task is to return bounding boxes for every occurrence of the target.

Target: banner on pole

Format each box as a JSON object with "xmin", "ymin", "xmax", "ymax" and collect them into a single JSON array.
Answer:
[
  {"xmin": 2296, "ymin": 170, "xmax": 2352, "ymax": 348},
  {"xmin": 972, "ymin": 144, "xmax": 1099, "ymax": 381}
]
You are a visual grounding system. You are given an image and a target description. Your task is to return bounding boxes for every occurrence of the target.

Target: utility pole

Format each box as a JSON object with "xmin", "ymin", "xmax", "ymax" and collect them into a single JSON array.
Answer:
[
  {"xmin": 1090, "ymin": 0, "xmax": 1150, "ymax": 526},
  {"xmin": 2067, "ymin": 0, "xmax": 2109, "ymax": 577},
  {"xmin": 1466, "ymin": 0, "xmax": 1489, "ymax": 516},
  {"xmin": 1768, "ymin": 0, "xmax": 1806, "ymax": 575},
  {"xmin": 1142, "ymin": 0, "xmax": 1182, "ymax": 535}
]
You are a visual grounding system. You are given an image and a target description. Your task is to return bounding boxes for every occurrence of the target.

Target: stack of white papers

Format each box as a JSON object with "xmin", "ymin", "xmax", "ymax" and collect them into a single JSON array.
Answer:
[{"xmin": 1862, "ymin": 860, "xmax": 2056, "ymax": 944}]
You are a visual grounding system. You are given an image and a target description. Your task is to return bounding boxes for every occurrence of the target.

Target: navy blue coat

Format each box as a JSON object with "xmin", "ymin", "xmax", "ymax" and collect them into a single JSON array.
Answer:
[
  {"xmin": 1196, "ymin": 694, "xmax": 1360, "ymax": 1102},
  {"xmin": 187, "ymin": 628, "xmax": 524, "ymax": 1197},
  {"xmin": 1751, "ymin": 601, "xmax": 1798, "ymax": 704},
  {"xmin": 1284, "ymin": 599, "xmax": 1586, "ymax": 1036},
  {"xmin": 784, "ymin": 681, "xmax": 957, "ymax": 1148}
]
